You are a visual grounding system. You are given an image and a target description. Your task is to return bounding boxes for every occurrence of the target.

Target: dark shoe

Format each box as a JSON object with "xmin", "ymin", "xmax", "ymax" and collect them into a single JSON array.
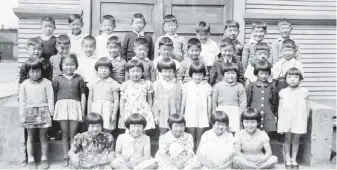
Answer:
[
  {"xmin": 39, "ymin": 160, "xmax": 49, "ymax": 170},
  {"xmin": 62, "ymin": 158, "xmax": 69, "ymax": 167},
  {"xmin": 28, "ymin": 162, "xmax": 36, "ymax": 169},
  {"xmin": 55, "ymin": 131, "xmax": 62, "ymax": 140}
]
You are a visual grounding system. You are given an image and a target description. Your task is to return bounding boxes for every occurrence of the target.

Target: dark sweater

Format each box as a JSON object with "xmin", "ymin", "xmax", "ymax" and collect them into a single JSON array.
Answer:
[
  {"xmin": 37, "ymin": 36, "xmax": 57, "ymax": 60},
  {"xmin": 52, "ymin": 74, "xmax": 85, "ymax": 101},
  {"xmin": 19, "ymin": 57, "xmax": 53, "ymax": 84},
  {"xmin": 121, "ymin": 32, "xmax": 154, "ymax": 61}
]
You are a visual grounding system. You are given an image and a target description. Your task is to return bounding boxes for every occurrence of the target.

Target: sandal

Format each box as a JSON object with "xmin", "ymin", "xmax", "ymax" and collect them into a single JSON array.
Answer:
[
  {"xmin": 284, "ymin": 159, "xmax": 292, "ymax": 169},
  {"xmin": 291, "ymin": 160, "xmax": 299, "ymax": 169}
]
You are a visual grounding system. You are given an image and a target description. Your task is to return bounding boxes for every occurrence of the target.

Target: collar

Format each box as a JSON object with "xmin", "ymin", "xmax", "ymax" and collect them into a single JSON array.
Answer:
[
  {"xmin": 255, "ymin": 80, "xmax": 270, "ymax": 87},
  {"xmin": 223, "ymin": 80, "xmax": 236, "ymax": 86},
  {"xmin": 133, "ymin": 30, "xmax": 145, "ymax": 37},
  {"xmin": 40, "ymin": 34, "xmax": 54, "ymax": 41},
  {"xmin": 111, "ymin": 56, "xmax": 121, "ymax": 61},
  {"xmin": 68, "ymin": 32, "xmax": 86, "ymax": 40},
  {"xmin": 165, "ymin": 33, "xmax": 178, "ymax": 38},
  {"xmin": 242, "ymin": 129, "xmax": 261, "ymax": 141},
  {"xmin": 62, "ymin": 74, "xmax": 78, "ymax": 80},
  {"xmin": 248, "ymin": 38, "xmax": 265, "ymax": 44},
  {"xmin": 277, "ymin": 37, "xmax": 291, "ymax": 42},
  {"xmin": 97, "ymin": 77, "xmax": 113, "ymax": 83},
  {"xmin": 132, "ymin": 56, "xmax": 150, "ymax": 62},
  {"xmin": 280, "ymin": 57, "xmax": 296, "ymax": 64},
  {"xmin": 30, "ymin": 77, "xmax": 43, "ymax": 84},
  {"xmin": 201, "ymin": 38, "xmax": 211, "ymax": 45},
  {"xmin": 217, "ymin": 54, "xmax": 237, "ymax": 63}
]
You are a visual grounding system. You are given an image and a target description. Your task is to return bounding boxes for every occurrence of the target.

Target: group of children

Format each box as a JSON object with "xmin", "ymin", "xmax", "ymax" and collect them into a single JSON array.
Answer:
[{"xmin": 18, "ymin": 12, "xmax": 309, "ymax": 169}]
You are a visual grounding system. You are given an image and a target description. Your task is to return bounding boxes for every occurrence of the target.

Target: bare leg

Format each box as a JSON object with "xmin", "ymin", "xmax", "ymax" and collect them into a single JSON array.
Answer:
[
  {"xmin": 69, "ymin": 120, "xmax": 79, "ymax": 145},
  {"xmin": 59, "ymin": 120, "xmax": 70, "ymax": 158},
  {"xmin": 39, "ymin": 128, "xmax": 49, "ymax": 160},
  {"xmin": 26, "ymin": 129, "xmax": 37, "ymax": 163},
  {"xmin": 259, "ymin": 155, "xmax": 278, "ymax": 169},
  {"xmin": 195, "ymin": 128, "xmax": 204, "ymax": 151},
  {"xmin": 232, "ymin": 156, "xmax": 258, "ymax": 169},
  {"xmin": 186, "ymin": 127, "xmax": 196, "ymax": 151},
  {"xmin": 111, "ymin": 159, "xmax": 128, "ymax": 169},
  {"xmin": 291, "ymin": 133, "xmax": 301, "ymax": 166},
  {"xmin": 284, "ymin": 132, "xmax": 292, "ymax": 166}
]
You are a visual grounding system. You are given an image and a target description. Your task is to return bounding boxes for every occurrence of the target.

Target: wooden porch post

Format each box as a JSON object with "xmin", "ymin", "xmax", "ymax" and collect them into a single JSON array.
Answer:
[
  {"xmin": 81, "ymin": 0, "xmax": 92, "ymax": 35},
  {"xmin": 233, "ymin": 0, "xmax": 245, "ymax": 43}
]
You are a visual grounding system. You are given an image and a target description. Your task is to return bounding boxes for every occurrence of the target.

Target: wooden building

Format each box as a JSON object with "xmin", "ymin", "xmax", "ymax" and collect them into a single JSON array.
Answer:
[
  {"xmin": 0, "ymin": 29, "xmax": 18, "ymax": 60},
  {"xmin": 13, "ymin": 0, "xmax": 336, "ymax": 106}
]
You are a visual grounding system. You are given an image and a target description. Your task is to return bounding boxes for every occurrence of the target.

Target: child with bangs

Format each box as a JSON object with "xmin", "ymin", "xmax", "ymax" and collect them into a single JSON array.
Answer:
[
  {"xmin": 246, "ymin": 60, "xmax": 277, "ymax": 133},
  {"xmin": 181, "ymin": 62, "xmax": 212, "ymax": 151},
  {"xmin": 112, "ymin": 113, "xmax": 157, "ymax": 169},
  {"xmin": 153, "ymin": 58, "xmax": 183, "ymax": 135},
  {"xmin": 233, "ymin": 107, "xmax": 278, "ymax": 169},
  {"xmin": 49, "ymin": 35, "xmax": 71, "ymax": 79},
  {"xmin": 210, "ymin": 37, "xmax": 244, "ymax": 86},
  {"xmin": 278, "ymin": 68, "xmax": 309, "ymax": 169},
  {"xmin": 69, "ymin": 113, "xmax": 115, "ymax": 169},
  {"xmin": 177, "ymin": 38, "xmax": 209, "ymax": 83},
  {"xmin": 87, "ymin": 57, "xmax": 120, "ymax": 134},
  {"xmin": 212, "ymin": 62, "xmax": 247, "ymax": 133},
  {"xmin": 197, "ymin": 111, "xmax": 234, "ymax": 169},
  {"xmin": 153, "ymin": 37, "xmax": 180, "ymax": 80}
]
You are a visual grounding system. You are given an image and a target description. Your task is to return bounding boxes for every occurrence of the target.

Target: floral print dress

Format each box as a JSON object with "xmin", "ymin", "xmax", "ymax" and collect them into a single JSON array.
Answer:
[
  {"xmin": 118, "ymin": 80, "xmax": 155, "ymax": 130},
  {"xmin": 71, "ymin": 131, "xmax": 114, "ymax": 168}
]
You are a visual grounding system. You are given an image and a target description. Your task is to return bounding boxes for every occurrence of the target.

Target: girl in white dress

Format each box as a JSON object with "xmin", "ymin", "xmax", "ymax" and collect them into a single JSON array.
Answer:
[
  {"xmin": 180, "ymin": 62, "xmax": 212, "ymax": 151},
  {"xmin": 197, "ymin": 111, "xmax": 234, "ymax": 169},
  {"xmin": 278, "ymin": 67, "xmax": 309, "ymax": 169},
  {"xmin": 87, "ymin": 57, "xmax": 120, "ymax": 133}
]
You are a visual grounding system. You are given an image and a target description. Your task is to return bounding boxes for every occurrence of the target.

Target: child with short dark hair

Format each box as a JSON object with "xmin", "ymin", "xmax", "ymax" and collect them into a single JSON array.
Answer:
[
  {"xmin": 119, "ymin": 59, "xmax": 155, "ymax": 131},
  {"xmin": 49, "ymin": 35, "xmax": 71, "ymax": 79},
  {"xmin": 233, "ymin": 107, "xmax": 278, "ymax": 169},
  {"xmin": 96, "ymin": 15, "xmax": 116, "ymax": 58},
  {"xmin": 68, "ymin": 112, "xmax": 115, "ymax": 169},
  {"xmin": 246, "ymin": 60, "xmax": 277, "ymax": 133},
  {"xmin": 196, "ymin": 21, "xmax": 219, "ymax": 72},
  {"xmin": 212, "ymin": 62, "xmax": 247, "ymax": 133},
  {"xmin": 210, "ymin": 37, "xmax": 244, "ymax": 86},
  {"xmin": 87, "ymin": 57, "xmax": 120, "ymax": 133},
  {"xmin": 106, "ymin": 36, "xmax": 127, "ymax": 84},
  {"xmin": 244, "ymin": 42, "xmax": 273, "ymax": 86},
  {"xmin": 181, "ymin": 62, "xmax": 212, "ymax": 150},
  {"xmin": 223, "ymin": 20, "xmax": 243, "ymax": 60},
  {"xmin": 271, "ymin": 19, "xmax": 301, "ymax": 65},
  {"xmin": 125, "ymin": 38, "xmax": 156, "ymax": 82},
  {"xmin": 153, "ymin": 37, "xmax": 180, "ymax": 80},
  {"xmin": 37, "ymin": 16, "xmax": 57, "ymax": 60},
  {"xmin": 111, "ymin": 113, "xmax": 158, "ymax": 169},
  {"xmin": 68, "ymin": 14, "xmax": 88, "ymax": 56},
  {"xmin": 154, "ymin": 14, "xmax": 187, "ymax": 61},
  {"xmin": 177, "ymin": 38, "xmax": 209, "ymax": 83},
  {"xmin": 19, "ymin": 58, "xmax": 54, "ymax": 169},
  {"xmin": 19, "ymin": 37, "xmax": 52, "ymax": 84},
  {"xmin": 155, "ymin": 114, "xmax": 201, "ymax": 169},
  {"xmin": 242, "ymin": 21, "xmax": 270, "ymax": 70},
  {"xmin": 278, "ymin": 67, "xmax": 309, "ymax": 169},
  {"xmin": 153, "ymin": 58, "xmax": 183, "ymax": 135},
  {"xmin": 272, "ymin": 39, "xmax": 304, "ymax": 93},
  {"xmin": 197, "ymin": 111, "xmax": 234, "ymax": 169},
  {"xmin": 122, "ymin": 13, "xmax": 154, "ymax": 61}
]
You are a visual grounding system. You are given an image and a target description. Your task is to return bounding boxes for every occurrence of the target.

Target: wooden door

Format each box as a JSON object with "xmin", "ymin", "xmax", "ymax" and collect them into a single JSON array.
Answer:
[
  {"xmin": 92, "ymin": 0, "xmax": 162, "ymax": 40},
  {"xmin": 164, "ymin": 0, "xmax": 234, "ymax": 42}
]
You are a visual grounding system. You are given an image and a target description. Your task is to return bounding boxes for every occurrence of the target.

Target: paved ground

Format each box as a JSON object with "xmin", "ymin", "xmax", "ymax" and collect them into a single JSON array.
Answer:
[{"xmin": 0, "ymin": 61, "xmax": 18, "ymax": 98}]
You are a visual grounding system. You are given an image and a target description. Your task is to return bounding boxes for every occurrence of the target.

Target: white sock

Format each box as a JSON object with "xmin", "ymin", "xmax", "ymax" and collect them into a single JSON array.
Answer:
[
  {"xmin": 41, "ymin": 155, "xmax": 47, "ymax": 161},
  {"xmin": 28, "ymin": 156, "xmax": 34, "ymax": 163}
]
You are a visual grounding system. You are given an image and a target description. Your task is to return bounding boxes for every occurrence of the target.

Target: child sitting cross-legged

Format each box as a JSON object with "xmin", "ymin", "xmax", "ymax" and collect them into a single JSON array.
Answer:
[
  {"xmin": 233, "ymin": 107, "xmax": 278, "ymax": 169},
  {"xmin": 111, "ymin": 113, "xmax": 158, "ymax": 169},
  {"xmin": 197, "ymin": 111, "xmax": 234, "ymax": 169},
  {"xmin": 68, "ymin": 112, "xmax": 115, "ymax": 169}
]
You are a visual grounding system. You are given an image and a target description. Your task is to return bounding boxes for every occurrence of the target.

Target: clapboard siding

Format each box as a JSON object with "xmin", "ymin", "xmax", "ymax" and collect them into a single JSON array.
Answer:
[
  {"xmin": 19, "ymin": 0, "xmax": 80, "ymax": 9},
  {"xmin": 244, "ymin": 23, "xmax": 336, "ymax": 100},
  {"xmin": 246, "ymin": 0, "xmax": 336, "ymax": 15}
]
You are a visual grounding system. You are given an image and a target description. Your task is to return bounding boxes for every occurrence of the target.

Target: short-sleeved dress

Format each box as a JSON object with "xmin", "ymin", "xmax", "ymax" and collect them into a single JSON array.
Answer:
[
  {"xmin": 71, "ymin": 131, "xmax": 114, "ymax": 168},
  {"xmin": 155, "ymin": 132, "xmax": 201, "ymax": 169},
  {"xmin": 53, "ymin": 74, "xmax": 86, "ymax": 121},
  {"xmin": 87, "ymin": 77, "xmax": 121, "ymax": 130},
  {"xmin": 153, "ymin": 78, "xmax": 183, "ymax": 128},
  {"xmin": 183, "ymin": 81, "xmax": 212, "ymax": 128},
  {"xmin": 277, "ymin": 87, "xmax": 309, "ymax": 134},
  {"xmin": 113, "ymin": 132, "xmax": 156, "ymax": 169},
  {"xmin": 118, "ymin": 80, "xmax": 155, "ymax": 130},
  {"xmin": 197, "ymin": 129, "xmax": 234, "ymax": 169},
  {"xmin": 246, "ymin": 81, "xmax": 277, "ymax": 132}
]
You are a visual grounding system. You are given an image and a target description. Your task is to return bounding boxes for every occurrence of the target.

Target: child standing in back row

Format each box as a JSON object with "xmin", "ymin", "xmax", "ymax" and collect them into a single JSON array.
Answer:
[
  {"xmin": 222, "ymin": 20, "xmax": 243, "ymax": 60},
  {"xmin": 154, "ymin": 14, "xmax": 186, "ymax": 62},
  {"xmin": 278, "ymin": 67, "xmax": 309, "ymax": 169},
  {"xmin": 122, "ymin": 13, "xmax": 154, "ymax": 61},
  {"xmin": 68, "ymin": 14, "xmax": 88, "ymax": 56},
  {"xmin": 271, "ymin": 19, "xmax": 301, "ymax": 65},
  {"xmin": 52, "ymin": 55, "xmax": 86, "ymax": 167},
  {"xmin": 196, "ymin": 21, "xmax": 219, "ymax": 72},
  {"xmin": 37, "ymin": 16, "xmax": 57, "ymax": 60},
  {"xmin": 96, "ymin": 15, "xmax": 116, "ymax": 58}
]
